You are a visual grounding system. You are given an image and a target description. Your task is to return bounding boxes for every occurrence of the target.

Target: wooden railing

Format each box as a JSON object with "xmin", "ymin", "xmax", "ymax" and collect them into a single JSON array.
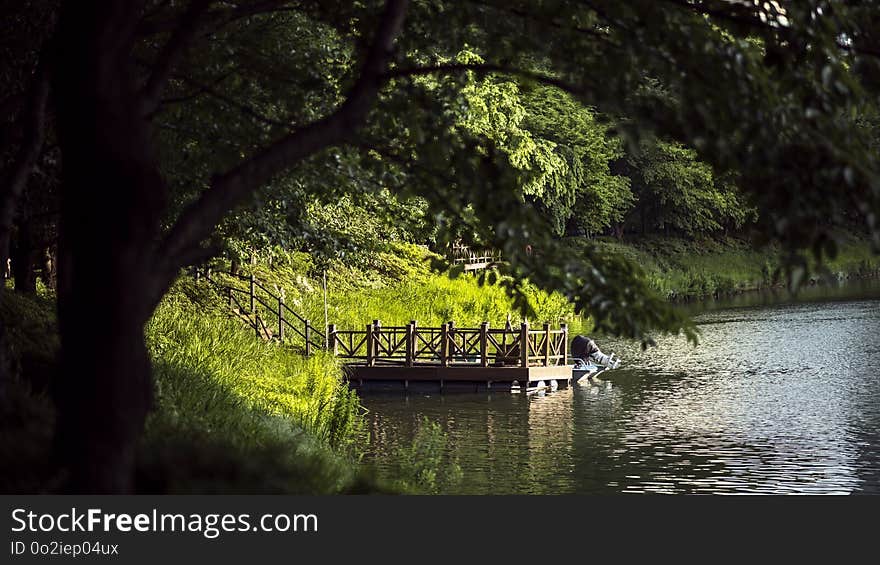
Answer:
[
  {"xmin": 199, "ymin": 270, "xmax": 567, "ymax": 369},
  {"xmin": 449, "ymin": 243, "xmax": 502, "ymax": 271},
  {"xmin": 328, "ymin": 320, "xmax": 568, "ymax": 368},
  {"xmin": 204, "ymin": 271, "xmax": 325, "ymax": 354}
]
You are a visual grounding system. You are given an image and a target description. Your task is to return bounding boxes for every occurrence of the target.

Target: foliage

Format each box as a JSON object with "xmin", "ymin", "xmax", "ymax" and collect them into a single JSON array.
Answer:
[
  {"xmin": 452, "ymin": 52, "xmax": 633, "ymax": 236},
  {"xmin": 519, "ymin": 84, "xmax": 633, "ymax": 235},
  {"xmin": 621, "ymin": 139, "xmax": 756, "ymax": 235}
]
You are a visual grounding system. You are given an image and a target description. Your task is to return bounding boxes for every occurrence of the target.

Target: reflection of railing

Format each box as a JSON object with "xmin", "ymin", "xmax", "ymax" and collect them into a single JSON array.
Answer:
[
  {"xmin": 204, "ymin": 271, "xmax": 325, "ymax": 354},
  {"xmin": 328, "ymin": 320, "xmax": 568, "ymax": 367},
  {"xmin": 449, "ymin": 243, "xmax": 502, "ymax": 271}
]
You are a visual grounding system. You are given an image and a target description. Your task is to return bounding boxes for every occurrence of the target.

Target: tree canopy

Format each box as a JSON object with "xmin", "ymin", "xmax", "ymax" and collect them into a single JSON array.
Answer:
[{"xmin": 135, "ymin": 0, "xmax": 880, "ymax": 340}]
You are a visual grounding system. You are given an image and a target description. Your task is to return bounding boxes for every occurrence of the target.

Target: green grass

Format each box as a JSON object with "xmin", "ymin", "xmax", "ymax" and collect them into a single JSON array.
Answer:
[
  {"xmin": 589, "ymin": 232, "xmax": 880, "ymax": 300},
  {"xmin": 384, "ymin": 416, "xmax": 463, "ymax": 494},
  {"xmin": 139, "ymin": 281, "xmax": 384, "ymax": 493},
  {"xmin": 211, "ymin": 242, "xmax": 579, "ymax": 340}
]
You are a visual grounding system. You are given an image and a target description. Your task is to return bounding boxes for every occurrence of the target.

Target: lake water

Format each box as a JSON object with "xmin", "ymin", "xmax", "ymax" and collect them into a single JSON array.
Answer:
[{"xmin": 360, "ymin": 279, "xmax": 880, "ymax": 494}]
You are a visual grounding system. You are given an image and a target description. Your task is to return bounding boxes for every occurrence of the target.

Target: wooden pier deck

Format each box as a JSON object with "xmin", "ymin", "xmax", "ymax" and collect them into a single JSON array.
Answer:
[
  {"xmin": 331, "ymin": 320, "xmax": 572, "ymax": 392},
  {"xmin": 346, "ymin": 364, "xmax": 573, "ymax": 392}
]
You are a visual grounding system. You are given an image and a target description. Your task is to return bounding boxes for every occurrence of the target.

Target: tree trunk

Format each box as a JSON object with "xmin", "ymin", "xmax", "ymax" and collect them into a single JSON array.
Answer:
[
  {"xmin": 11, "ymin": 220, "xmax": 38, "ymax": 294},
  {"xmin": 47, "ymin": 0, "xmax": 408, "ymax": 492},
  {"xmin": 53, "ymin": 290, "xmax": 153, "ymax": 492},
  {"xmin": 42, "ymin": 244, "xmax": 56, "ymax": 290},
  {"xmin": 51, "ymin": 1, "xmax": 168, "ymax": 493},
  {"xmin": 0, "ymin": 56, "xmax": 50, "ymax": 293}
]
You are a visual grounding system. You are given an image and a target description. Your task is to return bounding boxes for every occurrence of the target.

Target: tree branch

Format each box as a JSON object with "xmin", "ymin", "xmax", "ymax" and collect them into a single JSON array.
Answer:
[
  {"xmin": 155, "ymin": 0, "xmax": 409, "ymax": 279},
  {"xmin": 140, "ymin": 0, "xmax": 214, "ymax": 116},
  {"xmin": 166, "ymin": 72, "xmax": 292, "ymax": 127}
]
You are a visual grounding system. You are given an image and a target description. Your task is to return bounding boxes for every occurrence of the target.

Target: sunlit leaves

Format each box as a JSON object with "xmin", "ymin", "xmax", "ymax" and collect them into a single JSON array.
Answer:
[{"xmin": 142, "ymin": 0, "xmax": 880, "ymax": 344}]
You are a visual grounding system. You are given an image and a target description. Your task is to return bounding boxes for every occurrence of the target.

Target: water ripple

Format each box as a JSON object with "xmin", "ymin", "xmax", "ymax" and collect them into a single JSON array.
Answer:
[{"xmin": 361, "ymin": 287, "xmax": 880, "ymax": 494}]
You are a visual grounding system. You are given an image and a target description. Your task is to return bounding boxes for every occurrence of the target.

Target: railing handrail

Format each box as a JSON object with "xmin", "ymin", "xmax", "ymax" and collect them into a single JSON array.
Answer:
[
  {"xmin": 328, "ymin": 321, "xmax": 568, "ymax": 368},
  {"xmin": 202, "ymin": 269, "xmax": 325, "ymax": 353},
  {"xmin": 197, "ymin": 268, "xmax": 568, "ymax": 367}
]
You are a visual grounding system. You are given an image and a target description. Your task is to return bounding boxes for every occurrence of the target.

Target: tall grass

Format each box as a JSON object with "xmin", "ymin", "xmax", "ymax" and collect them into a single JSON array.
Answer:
[
  {"xmin": 149, "ymin": 286, "xmax": 362, "ymax": 450},
  {"xmin": 138, "ymin": 282, "xmax": 378, "ymax": 493},
  {"xmin": 0, "ymin": 289, "xmax": 57, "ymax": 493},
  {"xmin": 305, "ymin": 274, "xmax": 574, "ymax": 330},
  {"xmin": 224, "ymin": 242, "xmax": 577, "ymax": 332}
]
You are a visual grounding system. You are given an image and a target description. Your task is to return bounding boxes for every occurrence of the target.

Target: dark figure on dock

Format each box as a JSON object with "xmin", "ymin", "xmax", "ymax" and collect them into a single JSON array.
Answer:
[{"xmin": 571, "ymin": 335, "xmax": 620, "ymax": 369}]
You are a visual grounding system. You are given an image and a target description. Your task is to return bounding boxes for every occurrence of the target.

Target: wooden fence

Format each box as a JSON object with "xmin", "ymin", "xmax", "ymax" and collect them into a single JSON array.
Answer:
[
  {"xmin": 449, "ymin": 243, "xmax": 503, "ymax": 271},
  {"xmin": 204, "ymin": 271, "xmax": 325, "ymax": 354},
  {"xmin": 199, "ymin": 270, "xmax": 568, "ymax": 369},
  {"xmin": 328, "ymin": 320, "xmax": 568, "ymax": 367}
]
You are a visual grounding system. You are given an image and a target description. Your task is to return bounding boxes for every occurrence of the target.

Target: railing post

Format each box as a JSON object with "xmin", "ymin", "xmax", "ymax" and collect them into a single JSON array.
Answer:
[
  {"xmin": 447, "ymin": 320, "xmax": 455, "ymax": 362},
  {"xmin": 373, "ymin": 319, "xmax": 381, "ymax": 363},
  {"xmin": 561, "ymin": 323, "xmax": 568, "ymax": 365},
  {"xmin": 520, "ymin": 321, "xmax": 529, "ymax": 367},
  {"xmin": 366, "ymin": 323, "xmax": 375, "ymax": 367},
  {"xmin": 277, "ymin": 296, "xmax": 284, "ymax": 342},
  {"xmin": 406, "ymin": 321, "xmax": 415, "ymax": 367},
  {"xmin": 228, "ymin": 287, "xmax": 233, "ymax": 308},
  {"xmin": 411, "ymin": 320, "xmax": 418, "ymax": 363},
  {"xmin": 441, "ymin": 323, "xmax": 450, "ymax": 367},
  {"xmin": 305, "ymin": 320, "xmax": 312, "ymax": 356},
  {"xmin": 328, "ymin": 324, "xmax": 337, "ymax": 356},
  {"xmin": 543, "ymin": 322, "xmax": 551, "ymax": 366},
  {"xmin": 480, "ymin": 321, "xmax": 489, "ymax": 368},
  {"xmin": 249, "ymin": 272, "xmax": 255, "ymax": 313}
]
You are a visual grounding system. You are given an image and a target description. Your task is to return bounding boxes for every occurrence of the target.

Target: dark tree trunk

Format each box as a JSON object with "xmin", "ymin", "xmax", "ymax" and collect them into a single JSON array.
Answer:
[
  {"xmin": 42, "ymin": 244, "xmax": 56, "ymax": 290},
  {"xmin": 11, "ymin": 220, "xmax": 39, "ymax": 294},
  {"xmin": 51, "ymin": 1, "xmax": 168, "ymax": 493},
  {"xmin": 0, "ymin": 43, "xmax": 50, "ymax": 300},
  {"xmin": 47, "ymin": 0, "xmax": 408, "ymax": 493}
]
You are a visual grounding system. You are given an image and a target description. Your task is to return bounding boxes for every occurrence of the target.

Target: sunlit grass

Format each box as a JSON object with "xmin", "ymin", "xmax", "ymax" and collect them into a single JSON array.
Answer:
[
  {"xmin": 593, "ymin": 232, "xmax": 880, "ymax": 300},
  {"xmin": 141, "ymin": 282, "xmax": 374, "ymax": 492}
]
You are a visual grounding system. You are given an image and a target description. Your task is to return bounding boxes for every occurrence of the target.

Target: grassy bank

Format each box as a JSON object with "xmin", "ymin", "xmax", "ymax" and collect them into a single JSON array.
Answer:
[
  {"xmin": 583, "ymin": 232, "xmax": 880, "ymax": 301},
  {"xmin": 141, "ymin": 281, "xmax": 376, "ymax": 493}
]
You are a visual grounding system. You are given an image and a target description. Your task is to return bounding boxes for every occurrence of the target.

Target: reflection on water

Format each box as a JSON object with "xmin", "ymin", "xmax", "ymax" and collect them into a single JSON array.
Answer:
[{"xmin": 361, "ymin": 279, "xmax": 880, "ymax": 494}]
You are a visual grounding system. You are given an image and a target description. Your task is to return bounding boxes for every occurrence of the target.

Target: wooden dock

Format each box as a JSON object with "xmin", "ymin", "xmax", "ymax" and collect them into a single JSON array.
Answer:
[
  {"xmin": 346, "ymin": 364, "xmax": 573, "ymax": 392},
  {"xmin": 330, "ymin": 320, "xmax": 572, "ymax": 392},
  {"xmin": 203, "ymin": 270, "xmax": 573, "ymax": 392}
]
